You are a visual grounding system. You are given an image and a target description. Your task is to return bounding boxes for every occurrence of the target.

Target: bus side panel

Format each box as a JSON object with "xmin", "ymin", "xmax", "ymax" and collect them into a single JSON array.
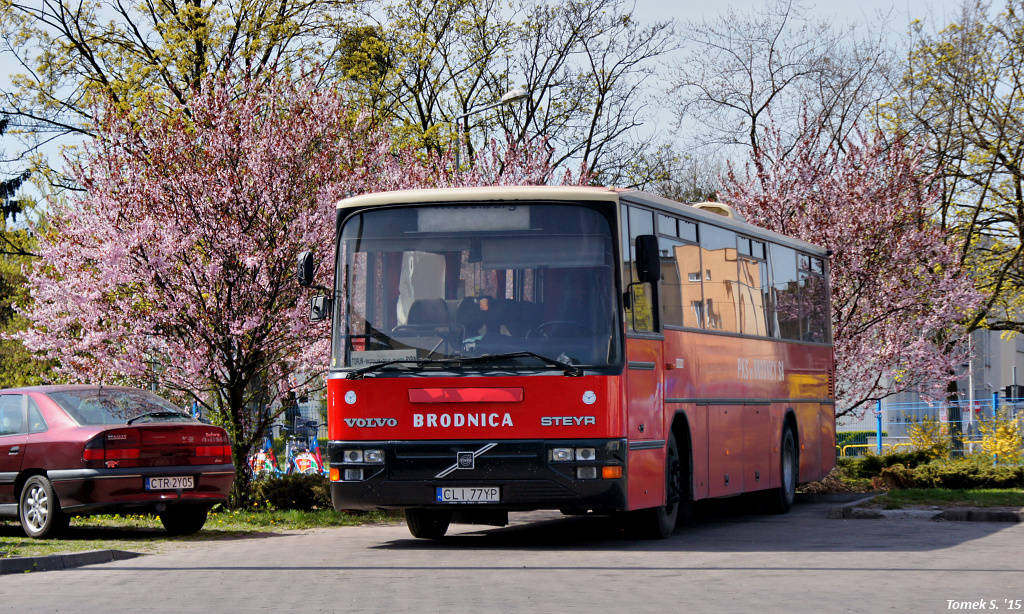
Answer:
[
  {"xmin": 817, "ymin": 402, "xmax": 837, "ymax": 482},
  {"xmin": 707, "ymin": 405, "xmax": 744, "ymax": 497},
  {"xmin": 767, "ymin": 404, "xmax": 786, "ymax": 491},
  {"xmin": 626, "ymin": 448, "xmax": 664, "ymax": 511},
  {"xmin": 794, "ymin": 402, "xmax": 822, "ymax": 483},
  {"xmin": 674, "ymin": 404, "xmax": 709, "ymax": 501},
  {"xmin": 742, "ymin": 404, "xmax": 772, "ymax": 492}
]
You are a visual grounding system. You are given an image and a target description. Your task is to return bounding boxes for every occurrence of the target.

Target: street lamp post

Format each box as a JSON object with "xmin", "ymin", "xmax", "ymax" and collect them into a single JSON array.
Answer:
[{"xmin": 452, "ymin": 88, "xmax": 529, "ymax": 170}]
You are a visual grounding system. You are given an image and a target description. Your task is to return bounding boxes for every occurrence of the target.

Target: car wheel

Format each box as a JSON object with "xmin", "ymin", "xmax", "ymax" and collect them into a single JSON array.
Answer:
[
  {"xmin": 160, "ymin": 506, "xmax": 209, "ymax": 536},
  {"xmin": 19, "ymin": 475, "xmax": 70, "ymax": 539},
  {"xmin": 405, "ymin": 508, "xmax": 452, "ymax": 539}
]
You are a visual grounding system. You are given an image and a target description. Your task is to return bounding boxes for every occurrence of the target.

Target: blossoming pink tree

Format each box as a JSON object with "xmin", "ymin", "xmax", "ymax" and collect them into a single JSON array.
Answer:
[
  {"xmin": 18, "ymin": 70, "xmax": 581, "ymax": 502},
  {"xmin": 722, "ymin": 119, "xmax": 981, "ymax": 418}
]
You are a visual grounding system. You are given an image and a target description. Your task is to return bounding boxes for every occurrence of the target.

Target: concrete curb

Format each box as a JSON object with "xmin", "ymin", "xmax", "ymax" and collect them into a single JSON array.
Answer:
[
  {"xmin": 934, "ymin": 509, "xmax": 1024, "ymax": 523},
  {"xmin": 827, "ymin": 494, "xmax": 1024, "ymax": 523},
  {"xmin": 0, "ymin": 549, "xmax": 141, "ymax": 574},
  {"xmin": 797, "ymin": 492, "xmax": 879, "ymax": 504},
  {"xmin": 827, "ymin": 494, "xmax": 886, "ymax": 519}
]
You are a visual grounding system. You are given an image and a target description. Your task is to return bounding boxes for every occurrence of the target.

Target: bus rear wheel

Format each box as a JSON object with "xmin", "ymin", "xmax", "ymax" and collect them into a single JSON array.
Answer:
[
  {"xmin": 405, "ymin": 508, "xmax": 452, "ymax": 539},
  {"xmin": 632, "ymin": 432, "xmax": 681, "ymax": 539},
  {"xmin": 762, "ymin": 423, "xmax": 798, "ymax": 514}
]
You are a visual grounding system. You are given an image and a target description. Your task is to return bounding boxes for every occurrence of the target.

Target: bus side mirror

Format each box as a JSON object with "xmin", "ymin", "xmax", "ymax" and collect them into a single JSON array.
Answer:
[
  {"xmin": 310, "ymin": 295, "xmax": 332, "ymax": 322},
  {"xmin": 297, "ymin": 251, "xmax": 316, "ymax": 287},
  {"xmin": 634, "ymin": 235, "xmax": 660, "ymax": 284}
]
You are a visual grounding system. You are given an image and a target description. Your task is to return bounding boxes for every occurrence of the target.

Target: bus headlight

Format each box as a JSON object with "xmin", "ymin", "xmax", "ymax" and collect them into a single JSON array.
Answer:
[
  {"xmin": 364, "ymin": 449, "xmax": 384, "ymax": 464},
  {"xmin": 575, "ymin": 447, "xmax": 596, "ymax": 461},
  {"xmin": 551, "ymin": 448, "xmax": 573, "ymax": 462}
]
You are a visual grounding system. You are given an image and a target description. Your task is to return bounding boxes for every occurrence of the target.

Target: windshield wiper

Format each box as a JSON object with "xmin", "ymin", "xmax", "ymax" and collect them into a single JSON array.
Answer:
[
  {"xmin": 127, "ymin": 411, "xmax": 192, "ymax": 424},
  {"xmin": 346, "ymin": 357, "xmax": 452, "ymax": 379},
  {"xmin": 346, "ymin": 351, "xmax": 582, "ymax": 380},
  {"xmin": 461, "ymin": 352, "xmax": 583, "ymax": 377}
]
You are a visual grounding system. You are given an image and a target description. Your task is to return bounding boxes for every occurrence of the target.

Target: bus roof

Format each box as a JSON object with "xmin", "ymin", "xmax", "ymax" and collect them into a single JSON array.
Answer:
[{"xmin": 336, "ymin": 186, "xmax": 828, "ymax": 257}]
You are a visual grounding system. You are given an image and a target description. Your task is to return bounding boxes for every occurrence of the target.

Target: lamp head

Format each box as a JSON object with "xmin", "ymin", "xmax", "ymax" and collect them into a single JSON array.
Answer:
[{"xmin": 500, "ymin": 88, "xmax": 530, "ymax": 104}]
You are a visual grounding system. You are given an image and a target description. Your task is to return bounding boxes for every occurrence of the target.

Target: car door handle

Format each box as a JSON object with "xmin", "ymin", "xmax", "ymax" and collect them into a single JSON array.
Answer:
[{"xmin": 8, "ymin": 446, "xmax": 19, "ymax": 454}]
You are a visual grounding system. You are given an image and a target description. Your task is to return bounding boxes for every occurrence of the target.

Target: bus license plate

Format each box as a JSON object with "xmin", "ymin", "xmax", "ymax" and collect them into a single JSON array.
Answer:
[
  {"xmin": 146, "ymin": 476, "xmax": 194, "ymax": 491},
  {"xmin": 436, "ymin": 486, "xmax": 500, "ymax": 503}
]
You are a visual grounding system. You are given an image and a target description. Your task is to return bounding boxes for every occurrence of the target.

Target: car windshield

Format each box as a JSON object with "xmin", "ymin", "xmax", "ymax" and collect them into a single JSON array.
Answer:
[
  {"xmin": 48, "ymin": 388, "xmax": 192, "ymax": 425},
  {"xmin": 334, "ymin": 202, "xmax": 621, "ymax": 371}
]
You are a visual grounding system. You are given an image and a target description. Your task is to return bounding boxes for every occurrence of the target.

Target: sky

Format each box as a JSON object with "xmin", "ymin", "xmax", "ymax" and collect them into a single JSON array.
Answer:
[
  {"xmin": 0, "ymin": 0, "xmax": 961, "ymax": 99},
  {"xmin": 633, "ymin": 0, "xmax": 956, "ymax": 30},
  {"xmin": 0, "ymin": 0, "xmax": 963, "ymax": 185}
]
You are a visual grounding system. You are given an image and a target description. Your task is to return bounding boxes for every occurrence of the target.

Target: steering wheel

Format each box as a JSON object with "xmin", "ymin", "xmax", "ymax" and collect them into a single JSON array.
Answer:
[{"xmin": 526, "ymin": 321, "xmax": 594, "ymax": 338}]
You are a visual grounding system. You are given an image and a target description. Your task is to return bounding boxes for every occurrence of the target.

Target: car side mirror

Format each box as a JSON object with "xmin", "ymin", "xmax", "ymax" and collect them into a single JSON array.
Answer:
[
  {"xmin": 297, "ymin": 251, "xmax": 316, "ymax": 288},
  {"xmin": 310, "ymin": 295, "xmax": 332, "ymax": 322},
  {"xmin": 634, "ymin": 234, "xmax": 660, "ymax": 284}
]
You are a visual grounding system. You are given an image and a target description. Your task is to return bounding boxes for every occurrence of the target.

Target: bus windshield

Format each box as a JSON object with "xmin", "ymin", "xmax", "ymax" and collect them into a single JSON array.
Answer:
[{"xmin": 334, "ymin": 202, "xmax": 620, "ymax": 371}]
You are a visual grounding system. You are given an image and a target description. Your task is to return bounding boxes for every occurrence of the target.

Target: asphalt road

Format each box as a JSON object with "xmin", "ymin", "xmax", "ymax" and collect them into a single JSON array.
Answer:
[{"xmin": 2, "ymin": 501, "xmax": 1023, "ymax": 614}]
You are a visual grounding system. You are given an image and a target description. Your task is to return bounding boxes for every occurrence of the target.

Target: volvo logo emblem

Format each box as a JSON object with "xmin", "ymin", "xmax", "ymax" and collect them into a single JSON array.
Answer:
[{"xmin": 435, "ymin": 443, "xmax": 497, "ymax": 478}]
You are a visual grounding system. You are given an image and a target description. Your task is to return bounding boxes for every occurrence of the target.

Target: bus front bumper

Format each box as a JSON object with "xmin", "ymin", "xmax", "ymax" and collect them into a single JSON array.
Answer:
[{"xmin": 328, "ymin": 439, "xmax": 627, "ymax": 512}]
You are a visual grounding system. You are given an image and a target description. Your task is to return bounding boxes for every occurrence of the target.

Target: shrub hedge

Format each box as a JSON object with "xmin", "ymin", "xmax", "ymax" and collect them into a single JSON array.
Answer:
[
  {"xmin": 254, "ymin": 473, "xmax": 333, "ymax": 511},
  {"xmin": 838, "ymin": 449, "xmax": 932, "ymax": 478},
  {"xmin": 879, "ymin": 459, "xmax": 1024, "ymax": 490}
]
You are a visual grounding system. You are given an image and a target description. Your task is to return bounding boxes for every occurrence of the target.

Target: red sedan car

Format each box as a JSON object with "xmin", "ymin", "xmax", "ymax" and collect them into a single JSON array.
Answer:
[{"xmin": 0, "ymin": 385, "xmax": 235, "ymax": 538}]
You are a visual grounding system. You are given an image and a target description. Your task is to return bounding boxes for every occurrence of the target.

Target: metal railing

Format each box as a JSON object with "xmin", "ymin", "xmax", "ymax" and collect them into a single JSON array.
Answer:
[{"xmin": 835, "ymin": 398, "xmax": 1024, "ymax": 458}]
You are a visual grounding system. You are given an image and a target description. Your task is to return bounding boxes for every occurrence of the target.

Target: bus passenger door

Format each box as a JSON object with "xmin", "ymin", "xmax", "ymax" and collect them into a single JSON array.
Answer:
[
  {"xmin": 622, "ymin": 206, "xmax": 666, "ymax": 510},
  {"xmin": 626, "ymin": 337, "xmax": 664, "ymax": 510},
  {"xmin": 626, "ymin": 339, "xmax": 664, "ymax": 443}
]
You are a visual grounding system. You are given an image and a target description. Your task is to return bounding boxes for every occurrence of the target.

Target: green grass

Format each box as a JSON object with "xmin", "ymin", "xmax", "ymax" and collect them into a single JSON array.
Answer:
[
  {"xmin": 871, "ymin": 488, "xmax": 1024, "ymax": 510},
  {"xmin": 0, "ymin": 508, "xmax": 402, "ymax": 560}
]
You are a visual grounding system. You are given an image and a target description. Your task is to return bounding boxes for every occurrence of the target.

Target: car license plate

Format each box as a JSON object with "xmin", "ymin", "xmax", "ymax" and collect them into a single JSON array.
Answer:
[
  {"xmin": 146, "ymin": 476, "xmax": 195, "ymax": 491},
  {"xmin": 436, "ymin": 486, "xmax": 500, "ymax": 503}
]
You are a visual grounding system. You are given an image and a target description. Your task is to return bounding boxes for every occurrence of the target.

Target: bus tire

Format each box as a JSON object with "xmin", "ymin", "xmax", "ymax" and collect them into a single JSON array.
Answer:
[
  {"xmin": 763, "ymin": 423, "xmax": 798, "ymax": 514},
  {"xmin": 405, "ymin": 508, "xmax": 452, "ymax": 539},
  {"xmin": 633, "ymin": 432, "xmax": 681, "ymax": 539}
]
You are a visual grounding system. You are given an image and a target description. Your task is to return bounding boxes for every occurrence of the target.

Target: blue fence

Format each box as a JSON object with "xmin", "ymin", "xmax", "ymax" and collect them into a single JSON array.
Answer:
[{"xmin": 835, "ymin": 397, "xmax": 1024, "ymax": 458}]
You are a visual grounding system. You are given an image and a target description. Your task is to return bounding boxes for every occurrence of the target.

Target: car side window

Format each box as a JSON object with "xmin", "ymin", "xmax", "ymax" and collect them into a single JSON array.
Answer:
[
  {"xmin": 0, "ymin": 394, "xmax": 25, "ymax": 436},
  {"xmin": 27, "ymin": 397, "xmax": 47, "ymax": 433}
]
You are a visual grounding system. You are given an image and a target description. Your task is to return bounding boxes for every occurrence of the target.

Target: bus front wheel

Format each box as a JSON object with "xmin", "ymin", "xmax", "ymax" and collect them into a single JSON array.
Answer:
[
  {"xmin": 632, "ymin": 432, "xmax": 681, "ymax": 539},
  {"xmin": 405, "ymin": 508, "xmax": 452, "ymax": 539}
]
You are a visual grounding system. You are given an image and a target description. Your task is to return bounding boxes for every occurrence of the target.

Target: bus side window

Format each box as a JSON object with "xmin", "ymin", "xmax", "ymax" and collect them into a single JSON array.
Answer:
[
  {"xmin": 769, "ymin": 244, "xmax": 801, "ymax": 340},
  {"xmin": 659, "ymin": 237, "xmax": 684, "ymax": 327},
  {"xmin": 737, "ymin": 236, "xmax": 769, "ymax": 336},
  {"xmin": 800, "ymin": 255, "xmax": 830, "ymax": 343},
  {"xmin": 623, "ymin": 205, "xmax": 657, "ymax": 333},
  {"xmin": 699, "ymin": 224, "xmax": 739, "ymax": 333},
  {"xmin": 660, "ymin": 236, "xmax": 705, "ymax": 329}
]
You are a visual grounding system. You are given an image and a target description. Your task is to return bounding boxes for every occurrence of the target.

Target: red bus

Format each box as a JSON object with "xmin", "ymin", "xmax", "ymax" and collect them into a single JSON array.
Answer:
[{"xmin": 297, "ymin": 186, "xmax": 835, "ymax": 539}]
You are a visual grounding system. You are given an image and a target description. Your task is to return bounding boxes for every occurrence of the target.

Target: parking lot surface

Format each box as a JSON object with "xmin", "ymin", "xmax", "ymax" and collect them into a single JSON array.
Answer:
[{"xmin": 2, "ymin": 501, "xmax": 1022, "ymax": 613}]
